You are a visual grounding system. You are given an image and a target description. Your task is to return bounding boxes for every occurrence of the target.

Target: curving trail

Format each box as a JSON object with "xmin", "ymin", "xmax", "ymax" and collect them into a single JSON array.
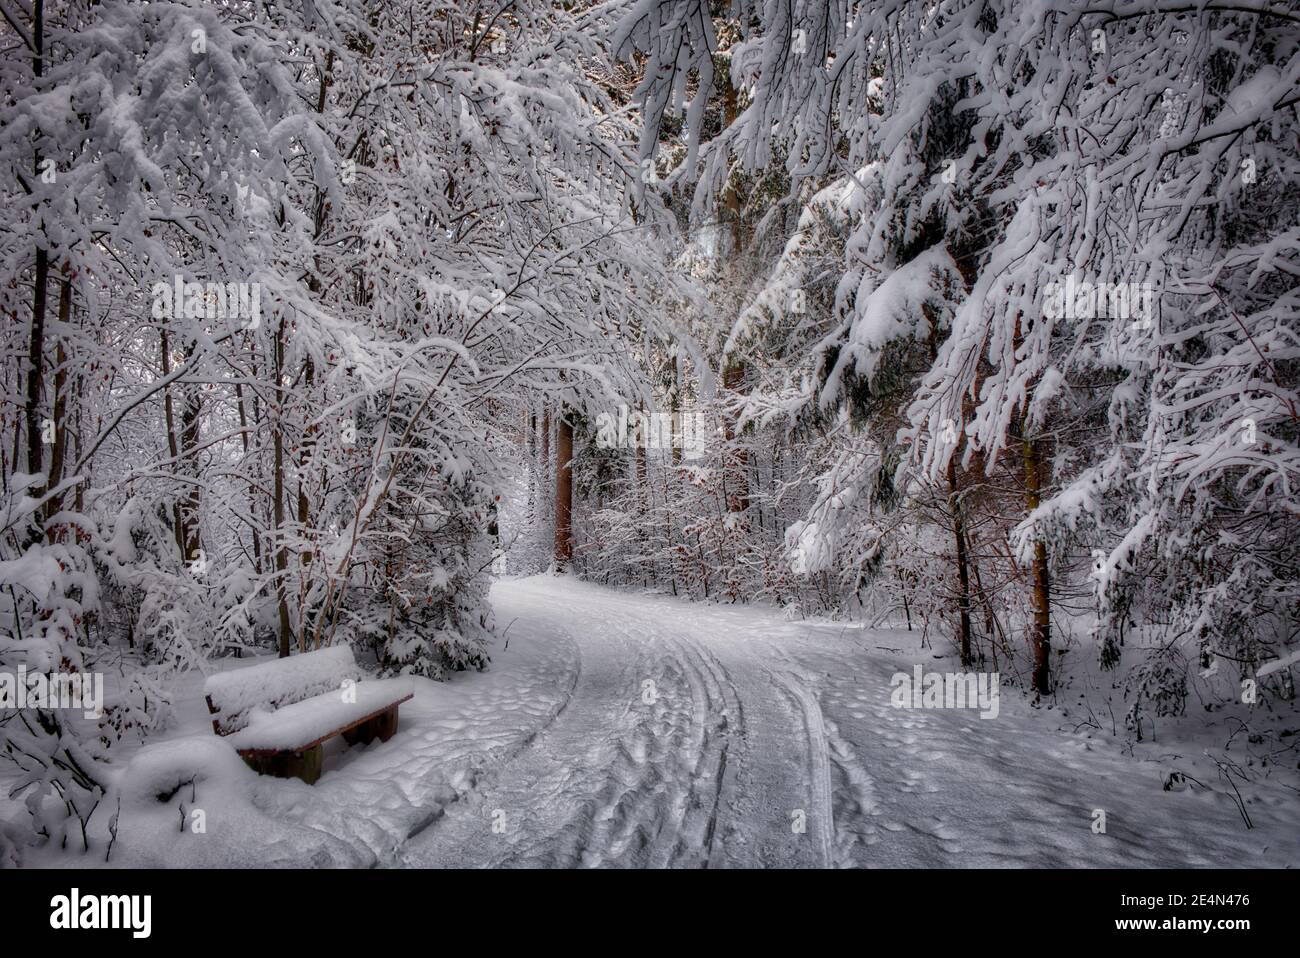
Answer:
[
  {"xmin": 389, "ymin": 576, "xmax": 1297, "ymax": 869},
  {"xmin": 397, "ymin": 578, "xmax": 837, "ymax": 868}
]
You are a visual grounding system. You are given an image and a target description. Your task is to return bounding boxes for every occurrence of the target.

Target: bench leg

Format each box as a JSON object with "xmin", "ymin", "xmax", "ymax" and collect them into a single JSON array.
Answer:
[
  {"xmin": 376, "ymin": 704, "xmax": 400, "ymax": 741},
  {"xmin": 342, "ymin": 705, "xmax": 401, "ymax": 747},
  {"xmin": 342, "ymin": 716, "xmax": 374, "ymax": 746},
  {"xmin": 291, "ymin": 744, "xmax": 324, "ymax": 785},
  {"xmin": 240, "ymin": 744, "xmax": 323, "ymax": 785}
]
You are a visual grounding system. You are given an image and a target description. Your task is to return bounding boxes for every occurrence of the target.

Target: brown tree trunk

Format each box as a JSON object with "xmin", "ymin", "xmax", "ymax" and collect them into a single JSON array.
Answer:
[
  {"xmin": 553, "ymin": 408, "xmax": 573, "ymax": 568},
  {"xmin": 670, "ymin": 392, "xmax": 683, "ymax": 467},
  {"xmin": 273, "ymin": 319, "xmax": 293, "ymax": 656},
  {"xmin": 718, "ymin": 77, "xmax": 749, "ymax": 515},
  {"xmin": 24, "ymin": 0, "xmax": 48, "ymax": 541},
  {"xmin": 72, "ymin": 371, "xmax": 84, "ymax": 514},
  {"xmin": 297, "ymin": 356, "xmax": 315, "ymax": 569},
  {"xmin": 1023, "ymin": 426, "xmax": 1051, "ymax": 694},
  {"xmin": 527, "ymin": 409, "xmax": 537, "ymax": 513},
  {"xmin": 9, "ymin": 310, "xmax": 22, "ymax": 476},
  {"xmin": 541, "ymin": 405, "xmax": 550, "ymax": 471},
  {"xmin": 43, "ymin": 278, "xmax": 71, "ymax": 529},
  {"xmin": 25, "ymin": 248, "xmax": 48, "ymax": 484},
  {"xmin": 234, "ymin": 380, "xmax": 263, "ymax": 573},
  {"xmin": 947, "ymin": 458, "xmax": 973, "ymax": 667},
  {"xmin": 541, "ymin": 403, "xmax": 551, "ymax": 537},
  {"xmin": 159, "ymin": 329, "xmax": 186, "ymax": 557},
  {"xmin": 178, "ymin": 350, "xmax": 202, "ymax": 564},
  {"xmin": 722, "ymin": 362, "xmax": 749, "ymax": 513},
  {"xmin": 635, "ymin": 437, "xmax": 647, "ymax": 504},
  {"xmin": 1004, "ymin": 313, "xmax": 1050, "ymax": 694},
  {"xmin": 721, "ymin": 80, "xmax": 743, "ymax": 255}
]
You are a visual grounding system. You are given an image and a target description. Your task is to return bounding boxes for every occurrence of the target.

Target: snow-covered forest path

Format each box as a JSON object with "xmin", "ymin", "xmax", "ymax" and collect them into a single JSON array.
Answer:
[
  {"xmin": 50, "ymin": 574, "xmax": 1296, "ymax": 870},
  {"xmin": 400, "ymin": 576, "xmax": 840, "ymax": 867},
  {"xmin": 388, "ymin": 577, "xmax": 1296, "ymax": 868}
]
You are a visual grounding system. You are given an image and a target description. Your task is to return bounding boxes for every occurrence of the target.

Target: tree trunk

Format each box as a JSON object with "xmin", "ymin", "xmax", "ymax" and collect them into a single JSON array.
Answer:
[
  {"xmin": 25, "ymin": 248, "xmax": 48, "ymax": 484},
  {"xmin": 947, "ymin": 459, "xmax": 973, "ymax": 667},
  {"xmin": 72, "ymin": 369, "xmax": 84, "ymax": 514},
  {"xmin": 178, "ymin": 346, "xmax": 202, "ymax": 564},
  {"xmin": 635, "ymin": 437, "xmax": 647, "ymax": 505},
  {"xmin": 719, "ymin": 78, "xmax": 749, "ymax": 515},
  {"xmin": 297, "ymin": 356, "xmax": 315, "ymax": 569},
  {"xmin": 553, "ymin": 408, "xmax": 573, "ymax": 568},
  {"xmin": 527, "ymin": 409, "xmax": 537, "ymax": 514},
  {"xmin": 273, "ymin": 319, "xmax": 293, "ymax": 657},
  {"xmin": 1023, "ymin": 428, "xmax": 1051, "ymax": 694},
  {"xmin": 159, "ymin": 329, "xmax": 187, "ymax": 558},
  {"xmin": 722, "ymin": 361, "xmax": 749, "ymax": 513},
  {"xmin": 541, "ymin": 405, "xmax": 550, "ymax": 473},
  {"xmin": 541, "ymin": 402, "xmax": 551, "ymax": 538},
  {"xmin": 43, "ymin": 278, "xmax": 71, "ymax": 528},
  {"xmin": 24, "ymin": 0, "xmax": 47, "ymax": 531},
  {"xmin": 670, "ymin": 395, "xmax": 683, "ymax": 466},
  {"xmin": 234, "ymin": 380, "xmax": 263, "ymax": 573}
]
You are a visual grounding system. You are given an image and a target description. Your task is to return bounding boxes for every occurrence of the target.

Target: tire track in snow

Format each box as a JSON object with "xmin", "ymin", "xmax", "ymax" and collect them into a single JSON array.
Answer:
[
  {"xmin": 399, "ymin": 640, "xmax": 583, "ymax": 848},
  {"xmin": 771, "ymin": 670, "xmax": 835, "ymax": 867},
  {"xmin": 560, "ymin": 624, "xmax": 735, "ymax": 868},
  {"xmin": 654, "ymin": 636, "xmax": 737, "ymax": 867},
  {"xmin": 400, "ymin": 587, "xmax": 731, "ymax": 867},
  {"xmin": 566, "ymin": 634, "xmax": 702, "ymax": 867},
  {"xmin": 397, "ymin": 579, "xmax": 863, "ymax": 868},
  {"xmin": 760, "ymin": 636, "xmax": 881, "ymax": 868},
  {"xmin": 820, "ymin": 709, "xmax": 880, "ymax": 866}
]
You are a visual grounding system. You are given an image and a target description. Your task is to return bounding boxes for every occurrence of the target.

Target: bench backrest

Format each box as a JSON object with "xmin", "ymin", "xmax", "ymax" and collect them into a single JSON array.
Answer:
[{"xmin": 204, "ymin": 645, "xmax": 363, "ymax": 735}]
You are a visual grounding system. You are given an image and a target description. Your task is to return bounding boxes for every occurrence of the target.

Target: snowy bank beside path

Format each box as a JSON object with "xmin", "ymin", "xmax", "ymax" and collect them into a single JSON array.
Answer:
[{"xmin": 10, "ymin": 586, "xmax": 580, "ymax": 868}]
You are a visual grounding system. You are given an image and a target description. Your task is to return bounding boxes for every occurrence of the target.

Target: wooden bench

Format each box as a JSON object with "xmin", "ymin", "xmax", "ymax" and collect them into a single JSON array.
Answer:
[{"xmin": 203, "ymin": 645, "xmax": 413, "ymax": 784}]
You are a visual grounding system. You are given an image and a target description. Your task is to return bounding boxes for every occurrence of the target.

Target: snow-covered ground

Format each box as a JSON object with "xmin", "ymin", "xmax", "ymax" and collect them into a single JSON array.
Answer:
[{"xmin": 11, "ymin": 575, "xmax": 1297, "ymax": 868}]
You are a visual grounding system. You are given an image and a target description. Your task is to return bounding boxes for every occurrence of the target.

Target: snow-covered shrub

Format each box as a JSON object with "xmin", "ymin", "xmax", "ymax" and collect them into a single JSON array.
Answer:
[
  {"xmin": 350, "ymin": 455, "xmax": 495, "ymax": 679},
  {"xmin": 0, "ymin": 484, "xmax": 110, "ymax": 855}
]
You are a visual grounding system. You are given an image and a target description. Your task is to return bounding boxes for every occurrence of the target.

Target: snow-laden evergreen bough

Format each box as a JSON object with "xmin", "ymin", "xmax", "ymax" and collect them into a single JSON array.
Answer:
[{"xmin": 612, "ymin": 1, "xmax": 1298, "ymax": 709}]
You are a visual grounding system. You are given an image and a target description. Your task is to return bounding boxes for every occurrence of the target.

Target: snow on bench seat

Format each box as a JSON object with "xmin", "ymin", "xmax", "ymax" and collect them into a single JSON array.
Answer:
[
  {"xmin": 224, "ymin": 678, "xmax": 414, "ymax": 754},
  {"xmin": 204, "ymin": 645, "xmax": 363, "ymax": 735}
]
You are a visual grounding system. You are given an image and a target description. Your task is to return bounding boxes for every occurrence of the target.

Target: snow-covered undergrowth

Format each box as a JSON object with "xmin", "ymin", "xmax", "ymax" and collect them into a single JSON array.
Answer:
[{"xmin": 2, "ymin": 581, "xmax": 580, "ymax": 867}]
